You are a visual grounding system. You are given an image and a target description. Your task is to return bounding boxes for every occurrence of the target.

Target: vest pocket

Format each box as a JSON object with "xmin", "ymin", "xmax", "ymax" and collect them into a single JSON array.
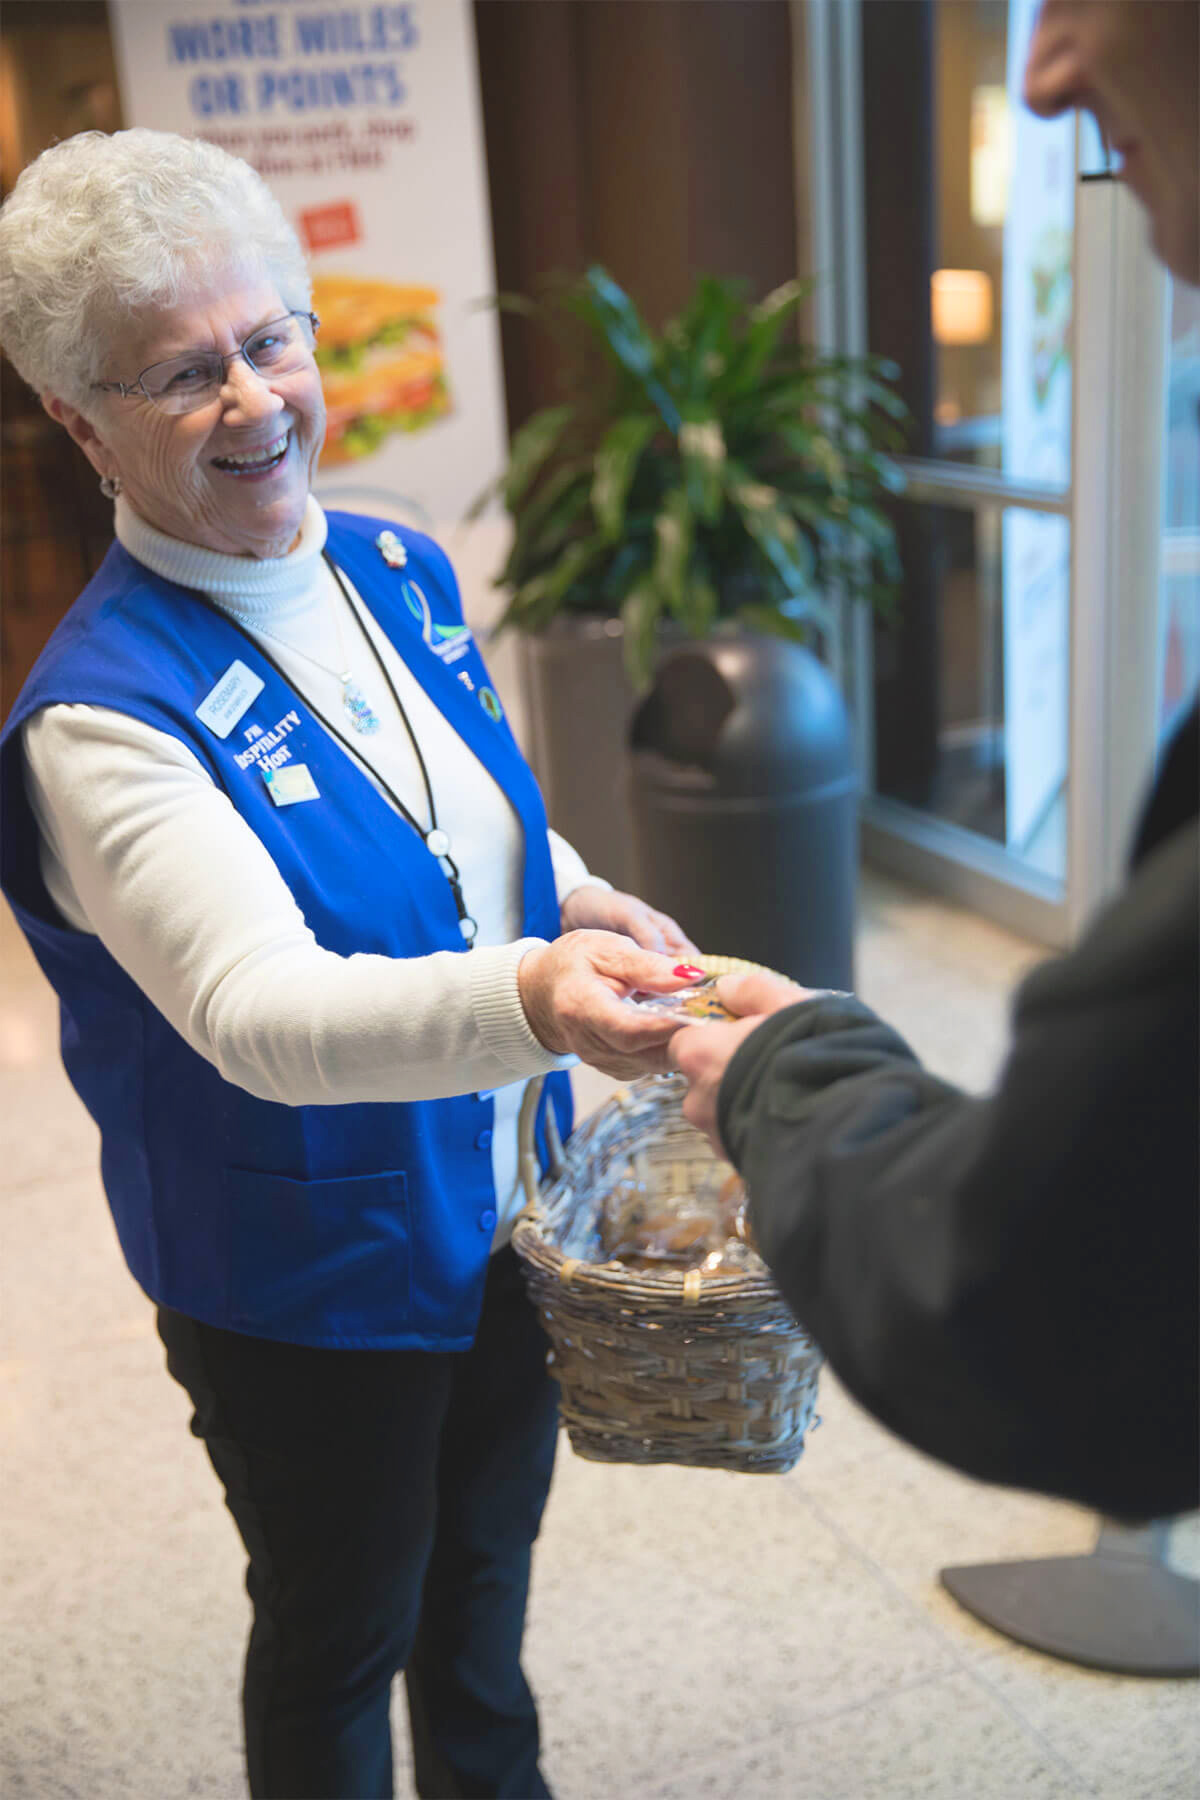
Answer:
[{"xmin": 224, "ymin": 1166, "xmax": 412, "ymax": 1340}]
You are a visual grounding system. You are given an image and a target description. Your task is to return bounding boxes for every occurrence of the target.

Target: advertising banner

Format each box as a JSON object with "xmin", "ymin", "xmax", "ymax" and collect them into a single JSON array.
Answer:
[
  {"xmin": 108, "ymin": 0, "xmax": 508, "ymax": 531},
  {"xmin": 1000, "ymin": 0, "xmax": 1075, "ymax": 855}
]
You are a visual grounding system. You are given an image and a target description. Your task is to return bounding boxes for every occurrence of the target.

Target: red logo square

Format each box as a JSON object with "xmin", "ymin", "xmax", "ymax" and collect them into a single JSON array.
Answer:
[{"xmin": 299, "ymin": 201, "xmax": 362, "ymax": 255}]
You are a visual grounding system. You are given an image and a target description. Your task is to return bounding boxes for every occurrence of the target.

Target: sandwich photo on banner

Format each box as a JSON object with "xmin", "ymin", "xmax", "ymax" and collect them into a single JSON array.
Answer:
[{"xmin": 312, "ymin": 274, "xmax": 451, "ymax": 465}]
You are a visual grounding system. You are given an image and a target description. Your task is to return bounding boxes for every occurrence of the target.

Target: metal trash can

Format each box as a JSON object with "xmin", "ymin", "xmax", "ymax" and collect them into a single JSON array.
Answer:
[{"xmin": 628, "ymin": 635, "xmax": 857, "ymax": 990}]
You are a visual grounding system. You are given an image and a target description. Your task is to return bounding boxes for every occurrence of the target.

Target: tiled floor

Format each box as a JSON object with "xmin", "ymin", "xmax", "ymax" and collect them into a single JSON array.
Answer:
[{"xmin": 2, "ymin": 875, "xmax": 1197, "ymax": 1800}]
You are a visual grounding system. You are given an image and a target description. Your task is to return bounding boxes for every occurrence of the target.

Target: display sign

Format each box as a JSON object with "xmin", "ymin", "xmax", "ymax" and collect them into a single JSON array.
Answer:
[
  {"xmin": 108, "ymin": 0, "xmax": 508, "ymax": 530},
  {"xmin": 1000, "ymin": 0, "xmax": 1075, "ymax": 856}
]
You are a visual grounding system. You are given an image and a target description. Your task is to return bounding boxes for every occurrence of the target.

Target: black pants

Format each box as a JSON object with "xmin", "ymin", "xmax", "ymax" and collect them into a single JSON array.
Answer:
[{"xmin": 158, "ymin": 1247, "xmax": 559, "ymax": 1800}]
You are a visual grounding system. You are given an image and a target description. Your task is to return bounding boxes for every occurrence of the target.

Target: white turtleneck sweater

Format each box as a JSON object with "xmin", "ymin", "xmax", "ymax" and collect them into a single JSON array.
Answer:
[{"xmin": 21, "ymin": 498, "xmax": 605, "ymax": 1246}]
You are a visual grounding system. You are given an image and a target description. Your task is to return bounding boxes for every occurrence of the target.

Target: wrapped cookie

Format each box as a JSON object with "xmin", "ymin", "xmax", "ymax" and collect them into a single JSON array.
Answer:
[
  {"xmin": 599, "ymin": 1157, "xmax": 756, "ymax": 1274},
  {"xmin": 627, "ymin": 979, "xmax": 736, "ymax": 1024}
]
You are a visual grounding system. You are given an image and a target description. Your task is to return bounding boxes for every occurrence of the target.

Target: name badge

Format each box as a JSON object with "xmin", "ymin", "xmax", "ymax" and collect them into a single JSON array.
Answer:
[
  {"xmin": 196, "ymin": 660, "xmax": 264, "ymax": 739},
  {"xmin": 264, "ymin": 763, "xmax": 320, "ymax": 807}
]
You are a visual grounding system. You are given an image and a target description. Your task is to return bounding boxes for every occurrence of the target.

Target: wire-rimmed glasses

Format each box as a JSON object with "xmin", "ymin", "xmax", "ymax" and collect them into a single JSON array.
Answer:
[{"xmin": 92, "ymin": 310, "xmax": 320, "ymax": 416}]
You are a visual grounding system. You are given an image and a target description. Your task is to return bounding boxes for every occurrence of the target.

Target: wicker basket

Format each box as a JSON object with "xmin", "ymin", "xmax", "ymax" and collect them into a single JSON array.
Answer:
[{"xmin": 512, "ymin": 961, "xmax": 823, "ymax": 1473}]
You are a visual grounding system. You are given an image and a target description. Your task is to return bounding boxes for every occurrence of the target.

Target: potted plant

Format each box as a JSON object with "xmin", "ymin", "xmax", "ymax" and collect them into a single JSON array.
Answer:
[{"xmin": 473, "ymin": 266, "xmax": 907, "ymax": 886}]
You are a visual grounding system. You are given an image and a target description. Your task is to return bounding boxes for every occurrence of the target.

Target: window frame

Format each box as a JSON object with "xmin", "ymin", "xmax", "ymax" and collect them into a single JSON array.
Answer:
[{"xmin": 798, "ymin": 0, "xmax": 1169, "ymax": 949}]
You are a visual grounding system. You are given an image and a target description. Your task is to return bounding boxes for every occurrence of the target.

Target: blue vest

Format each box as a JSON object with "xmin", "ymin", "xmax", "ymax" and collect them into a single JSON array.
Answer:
[{"xmin": 0, "ymin": 511, "xmax": 572, "ymax": 1349}]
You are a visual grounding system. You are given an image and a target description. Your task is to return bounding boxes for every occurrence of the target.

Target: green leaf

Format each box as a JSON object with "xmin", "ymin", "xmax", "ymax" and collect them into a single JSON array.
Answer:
[
  {"xmin": 673, "ymin": 276, "xmax": 742, "ymax": 400},
  {"xmin": 735, "ymin": 601, "xmax": 814, "ymax": 645},
  {"xmin": 505, "ymin": 536, "xmax": 611, "ymax": 632},
  {"xmin": 503, "ymin": 485, "xmax": 595, "ymax": 587},
  {"xmin": 723, "ymin": 464, "xmax": 816, "ymax": 599},
  {"xmin": 724, "ymin": 375, "xmax": 824, "ymax": 436},
  {"xmin": 650, "ymin": 486, "xmax": 694, "ymax": 616},
  {"xmin": 810, "ymin": 366, "xmax": 910, "ymax": 421},
  {"xmin": 464, "ymin": 476, "xmax": 498, "ymax": 524},
  {"xmin": 582, "ymin": 267, "xmax": 682, "ymax": 431},
  {"xmin": 592, "ymin": 414, "xmax": 659, "ymax": 539},
  {"xmin": 500, "ymin": 459, "xmax": 593, "ymax": 584},
  {"xmin": 484, "ymin": 291, "xmax": 545, "ymax": 323},
  {"xmin": 806, "ymin": 432, "xmax": 849, "ymax": 501},
  {"xmin": 865, "ymin": 454, "xmax": 907, "ymax": 495},
  {"xmin": 678, "ymin": 411, "xmax": 726, "ymax": 523},
  {"xmin": 678, "ymin": 568, "xmax": 719, "ymax": 638},
  {"xmin": 582, "ymin": 267, "xmax": 657, "ymax": 375},
  {"xmin": 845, "ymin": 502, "xmax": 904, "ymax": 581},
  {"xmin": 778, "ymin": 491, "xmax": 844, "ymax": 542},
  {"xmin": 814, "ymin": 444, "xmax": 906, "ymax": 495},
  {"xmin": 599, "ymin": 538, "xmax": 653, "ymax": 604},
  {"xmin": 725, "ymin": 277, "xmax": 816, "ymax": 391},
  {"xmin": 752, "ymin": 277, "xmax": 817, "ymax": 326},
  {"xmin": 502, "ymin": 405, "xmax": 573, "ymax": 512},
  {"xmin": 621, "ymin": 578, "xmax": 664, "ymax": 688}
]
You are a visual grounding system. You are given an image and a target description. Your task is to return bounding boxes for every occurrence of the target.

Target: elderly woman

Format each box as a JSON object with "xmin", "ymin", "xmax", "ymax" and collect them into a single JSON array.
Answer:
[{"xmin": 0, "ymin": 129, "xmax": 701, "ymax": 1800}]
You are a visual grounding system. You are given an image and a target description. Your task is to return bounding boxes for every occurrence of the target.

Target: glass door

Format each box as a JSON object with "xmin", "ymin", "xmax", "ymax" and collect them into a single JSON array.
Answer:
[
  {"xmin": 801, "ymin": 0, "xmax": 1175, "ymax": 947},
  {"xmin": 1158, "ymin": 280, "xmax": 1200, "ymax": 748}
]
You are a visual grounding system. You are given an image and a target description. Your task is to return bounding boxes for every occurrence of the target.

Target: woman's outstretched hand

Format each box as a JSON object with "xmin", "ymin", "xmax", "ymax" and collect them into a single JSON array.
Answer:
[{"xmin": 518, "ymin": 930, "xmax": 706, "ymax": 1081}]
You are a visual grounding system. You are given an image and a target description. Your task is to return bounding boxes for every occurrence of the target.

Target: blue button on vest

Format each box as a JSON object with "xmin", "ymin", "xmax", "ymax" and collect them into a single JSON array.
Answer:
[{"xmin": 0, "ymin": 512, "xmax": 572, "ymax": 1349}]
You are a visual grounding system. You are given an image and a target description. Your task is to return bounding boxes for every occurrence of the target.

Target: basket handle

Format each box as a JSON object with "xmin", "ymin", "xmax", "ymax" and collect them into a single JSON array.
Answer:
[{"xmin": 517, "ymin": 1074, "xmax": 562, "ymax": 1213}]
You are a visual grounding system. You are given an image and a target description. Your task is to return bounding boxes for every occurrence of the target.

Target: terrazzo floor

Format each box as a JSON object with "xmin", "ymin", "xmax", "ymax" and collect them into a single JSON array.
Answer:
[{"xmin": 2, "ymin": 874, "xmax": 1197, "ymax": 1800}]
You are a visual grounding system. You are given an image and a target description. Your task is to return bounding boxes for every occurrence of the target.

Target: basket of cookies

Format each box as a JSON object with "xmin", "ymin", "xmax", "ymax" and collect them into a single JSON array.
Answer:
[{"xmin": 512, "ymin": 960, "xmax": 823, "ymax": 1473}]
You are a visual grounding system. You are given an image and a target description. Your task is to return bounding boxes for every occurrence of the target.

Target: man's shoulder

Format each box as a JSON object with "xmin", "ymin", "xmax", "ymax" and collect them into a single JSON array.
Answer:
[
  {"xmin": 1132, "ymin": 700, "xmax": 1199, "ymax": 865},
  {"xmin": 1021, "ymin": 817, "xmax": 1198, "ymax": 1022}
]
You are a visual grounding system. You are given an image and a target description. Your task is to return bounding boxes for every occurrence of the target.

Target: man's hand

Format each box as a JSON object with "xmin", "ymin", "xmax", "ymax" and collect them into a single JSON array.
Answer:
[
  {"xmin": 671, "ymin": 970, "xmax": 812, "ymax": 1152},
  {"xmin": 560, "ymin": 884, "xmax": 698, "ymax": 959},
  {"xmin": 518, "ymin": 930, "xmax": 704, "ymax": 1081}
]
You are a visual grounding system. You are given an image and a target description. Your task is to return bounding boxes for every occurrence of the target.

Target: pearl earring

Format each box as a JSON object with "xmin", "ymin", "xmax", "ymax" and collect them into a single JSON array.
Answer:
[{"xmin": 99, "ymin": 474, "xmax": 122, "ymax": 499}]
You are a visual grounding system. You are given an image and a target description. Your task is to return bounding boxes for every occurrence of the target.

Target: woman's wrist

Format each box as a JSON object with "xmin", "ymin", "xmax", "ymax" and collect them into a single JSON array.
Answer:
[
  {"xmin": 516, "ymin": 942, "xmax": 568, "ymax": 1053},
  {"xmin": 469, "ymin": 938, "xmax": 568, "ymax": 1073}
]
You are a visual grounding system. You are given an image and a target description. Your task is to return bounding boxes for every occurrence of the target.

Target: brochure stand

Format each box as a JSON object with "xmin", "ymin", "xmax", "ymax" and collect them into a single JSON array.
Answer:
[{"xmin": 941, "ymin": 1520, "xmax": 1200, "ymax": 1676}]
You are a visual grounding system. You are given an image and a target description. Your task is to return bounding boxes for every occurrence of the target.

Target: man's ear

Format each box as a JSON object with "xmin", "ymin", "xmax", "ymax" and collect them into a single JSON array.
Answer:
[{"xmin": 42, "ymin": 394, "xmax": 117, "ymax": 483}]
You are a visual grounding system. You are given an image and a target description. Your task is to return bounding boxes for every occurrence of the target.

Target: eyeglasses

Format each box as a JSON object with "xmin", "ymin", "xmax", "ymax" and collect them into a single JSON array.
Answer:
[{"xmin": 92, "ymin": 310, "xmax": 320, "ymax": 416}]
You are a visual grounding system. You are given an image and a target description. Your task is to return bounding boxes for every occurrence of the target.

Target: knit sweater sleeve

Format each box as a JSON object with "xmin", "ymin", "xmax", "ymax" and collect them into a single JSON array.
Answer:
[{"xmin": 22, "ymin": 701, "xmax": 568, "ymax": 1106}]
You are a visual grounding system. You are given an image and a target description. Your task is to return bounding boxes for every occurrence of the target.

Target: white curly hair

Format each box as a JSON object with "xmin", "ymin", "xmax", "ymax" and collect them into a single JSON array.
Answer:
[{"xmin": 0, "ymin": 128, "xmax": 311, "ymax": 412}]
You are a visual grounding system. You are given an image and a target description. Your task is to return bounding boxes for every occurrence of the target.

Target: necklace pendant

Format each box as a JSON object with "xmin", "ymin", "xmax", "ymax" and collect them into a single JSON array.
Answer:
[{"xmin": 342, "ymin": 677, "xmax": 381, "ymax": 735}]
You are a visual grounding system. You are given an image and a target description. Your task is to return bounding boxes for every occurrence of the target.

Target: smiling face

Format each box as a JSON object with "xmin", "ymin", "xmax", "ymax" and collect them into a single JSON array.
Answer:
[
  {"xmin": 1023, "ymin": 0, "xmax": 1200, "ymax": 285},
  {"xmin": 65, "ymin": 266, "xmax": 327, "ymax": 558}
]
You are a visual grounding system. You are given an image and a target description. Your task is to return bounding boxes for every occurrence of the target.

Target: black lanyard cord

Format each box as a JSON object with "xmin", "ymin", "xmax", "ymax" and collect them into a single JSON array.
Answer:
[
  {"xmin": 321, "ymin": 554, "xmax": 441, "ymax": 835},
  {"xmin": 189, "ymin": 561, "xmax": 479, "ymax": 945}
]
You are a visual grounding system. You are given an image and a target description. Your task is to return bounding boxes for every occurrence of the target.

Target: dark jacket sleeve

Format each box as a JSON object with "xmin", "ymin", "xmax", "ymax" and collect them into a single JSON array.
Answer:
[{"xmin": 717, "ymin": 822, "xmax": 1200, "ymax": 1520}]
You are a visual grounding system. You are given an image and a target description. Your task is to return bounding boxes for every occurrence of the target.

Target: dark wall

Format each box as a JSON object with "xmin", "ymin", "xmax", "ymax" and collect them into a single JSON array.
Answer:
[
  {"xmin": 0, "ymin": 0, "xmax": 123, "ymax": 719},
  {"xmin": 473, "ymin": 0, "xmax": 799, "ymax": 429},
  {"xmin": 861, "ymin": 0, "xmax": 940, "ymax": 807}
]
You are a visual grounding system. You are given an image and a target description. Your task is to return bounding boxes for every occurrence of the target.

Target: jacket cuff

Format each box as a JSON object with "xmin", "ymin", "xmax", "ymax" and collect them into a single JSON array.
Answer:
[
  {"xmin": 716, "ymin": 993, "xmax": 883, "ymax": 1165},
  {"xmin": 468, "ymin": 939, "xmax": 576, "ymax": 1077}
]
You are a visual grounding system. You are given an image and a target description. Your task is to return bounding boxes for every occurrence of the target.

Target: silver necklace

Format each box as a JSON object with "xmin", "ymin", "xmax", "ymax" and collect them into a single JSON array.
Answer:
[
  {"xmin": 215, "ymin": 560, "xmax": 476, "ymax": 941},
  {"xmin": 237, "ymin": 581, "xmax": 382, "ymax": 736}
]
